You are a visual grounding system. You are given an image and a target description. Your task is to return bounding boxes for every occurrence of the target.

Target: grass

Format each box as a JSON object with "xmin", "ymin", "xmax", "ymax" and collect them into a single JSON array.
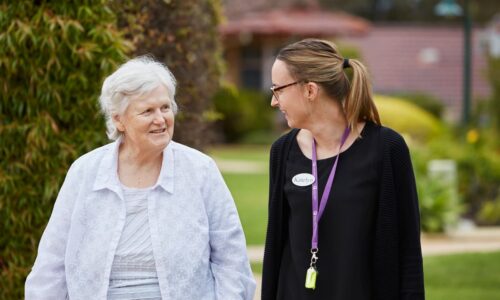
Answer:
[
  {"xmin": 249, "ymin": 252, "xmax": 500, "ymax": 299},
  {"xmin": 424, "ymin": 251, "xmax": 500, "ymax": 299},
  {"xmin": 222, "ymin": 172, "xmax": 268, "ymax": 245},
  {"xmin": 208, "ymin": 145, "xmax": 270, "ymax": 245},
  {"xmin": 207, "ymin": 144, "xmax": 270, "ymax": 162}
]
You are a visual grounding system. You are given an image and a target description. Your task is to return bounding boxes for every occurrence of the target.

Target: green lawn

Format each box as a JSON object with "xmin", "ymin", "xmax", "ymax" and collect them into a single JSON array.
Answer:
[
  {"xmin": 222, "ymin": 172, "xmax": 268, "ymax": 245},
  {"xmin": 424, "ymin": 251, "xmax": 500, "ymax": 299},
  {"xmin": 250, "ymin": 252, "xmax": 500, "ymax": 299},
  {"xmin": 208, "ymin": 145, "xmax": 270, "ymax": 245},
  {"xmin": 208, "ymin": 144, "xmax": 270, "ymax": 162}
]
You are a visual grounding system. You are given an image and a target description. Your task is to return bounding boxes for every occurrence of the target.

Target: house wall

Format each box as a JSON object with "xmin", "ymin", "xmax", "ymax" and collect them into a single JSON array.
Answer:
[{"xmin": 339, "ymin": 25, "xmax": 492, "ymax": 122}]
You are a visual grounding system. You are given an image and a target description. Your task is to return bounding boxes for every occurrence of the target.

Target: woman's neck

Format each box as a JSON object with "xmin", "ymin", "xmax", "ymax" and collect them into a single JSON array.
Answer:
[
  {"xmin": 118, "ymin": 142, "xmax": 163, "ymax": 169},
  {"xmin": 304, "ymin": 101, "xmax": 348, "ymax": 149},
  {"xmin": 117, "ymin": 142, "xmax": 164, "ymax": 188}
]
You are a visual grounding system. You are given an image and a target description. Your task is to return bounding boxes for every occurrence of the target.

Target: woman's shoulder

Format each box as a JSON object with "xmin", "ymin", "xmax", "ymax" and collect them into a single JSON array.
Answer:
[
  {"xmin": 169, "ymin": 141, "xmax": 213, "ymax": 165},
  {"xmin": 369, "ymin": 123, "xmax": 411, "ymax": 158},
  {"xmin": 271, "ymin": 128, "xmax": 299, "ymax": 152},
  {"xmin": 71, "ymin": 141, "xmax": 115, "ymax": 169}
]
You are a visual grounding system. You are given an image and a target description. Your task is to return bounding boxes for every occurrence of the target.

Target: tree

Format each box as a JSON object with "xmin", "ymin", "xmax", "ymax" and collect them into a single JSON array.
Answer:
[
  {"xmin": 320, "ymin": 0, "xmax": 500, "ymax": 24},
  {"xmin": 114, "ymin": 0, "xmax": 224, "ymax": 149},
  {"xmin": 0, "ymin": 1, "xmax": 131, "ymax": 297}
]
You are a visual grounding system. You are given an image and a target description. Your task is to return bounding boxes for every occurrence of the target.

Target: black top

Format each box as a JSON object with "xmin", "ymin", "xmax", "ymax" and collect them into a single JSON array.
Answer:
[
  {"xmin": 277, "ymin": 123, "xmax": 377, "ymax": 299},
  {"xmin": 262, "ymin": 122, "xmax": 425, "ymax": 300}
]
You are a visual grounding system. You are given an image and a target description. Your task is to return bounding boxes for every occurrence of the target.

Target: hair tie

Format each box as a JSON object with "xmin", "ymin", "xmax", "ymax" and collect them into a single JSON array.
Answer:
[{"xmin": 343, "ymin": 58, "xmax": 350, "ymax": 69}]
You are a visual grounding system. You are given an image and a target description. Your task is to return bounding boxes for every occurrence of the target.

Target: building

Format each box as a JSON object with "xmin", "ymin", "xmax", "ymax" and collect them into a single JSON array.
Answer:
[
  {"xmin": 220, "ymin": 0, "xmax": 370, "ymax": 90},
  {"xmin": 220, "ymin": 1, "xmax": 493, "ymax": 121}
]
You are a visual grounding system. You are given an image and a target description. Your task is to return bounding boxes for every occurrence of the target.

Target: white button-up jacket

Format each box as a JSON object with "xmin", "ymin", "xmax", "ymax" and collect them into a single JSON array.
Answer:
[{"xmin": 25, "ymin": 140, "xmax": 256, "ymax": 300}]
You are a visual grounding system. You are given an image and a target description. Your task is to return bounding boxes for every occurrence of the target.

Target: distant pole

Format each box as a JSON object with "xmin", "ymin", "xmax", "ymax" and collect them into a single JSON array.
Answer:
[
  {"xmin": 434, "ymin": 0, "xmax": 472, "ymax": 125},
  {"xmin": 462, "ymin": 0, "xmax": 472, "ymax": 125}
]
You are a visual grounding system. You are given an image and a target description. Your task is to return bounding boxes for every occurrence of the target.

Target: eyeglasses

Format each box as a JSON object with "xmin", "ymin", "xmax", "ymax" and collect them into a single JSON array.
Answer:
[{"xmin": 270, "ymin": 81, "xmax": 300, "ymax": 100}]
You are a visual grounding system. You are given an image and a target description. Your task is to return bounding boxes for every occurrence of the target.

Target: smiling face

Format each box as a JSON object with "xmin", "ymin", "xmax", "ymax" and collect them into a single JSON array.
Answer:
[
  {"xmin": 113, "ymin": 84, "xmax": 175, "ymax": 153},
  {"xmin": 271, "ymin": 59, "xmax": 311, "ymax": 129}
]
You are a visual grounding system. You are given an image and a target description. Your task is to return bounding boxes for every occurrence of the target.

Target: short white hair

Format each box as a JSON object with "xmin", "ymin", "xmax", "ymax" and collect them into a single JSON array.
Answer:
[{"xmin": 99, "ymin": 56, "xmax": 178, "ymax": 140}]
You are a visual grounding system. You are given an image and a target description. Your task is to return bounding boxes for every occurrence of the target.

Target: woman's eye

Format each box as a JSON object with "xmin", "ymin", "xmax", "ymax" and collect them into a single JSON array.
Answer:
[
  {"xmin": 143, "ymin": 109, "xmax": 152, "ymax": 114},
  {"xmin": 161, "ymin": 105, "xmax": 170, "ymax": 111}
]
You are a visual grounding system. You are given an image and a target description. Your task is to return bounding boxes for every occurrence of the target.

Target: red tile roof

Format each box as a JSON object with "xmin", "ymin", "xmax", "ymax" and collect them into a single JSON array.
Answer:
[
  {"xmin": 220, "ymin": 8, "xmax": 371, "ymax": 37},
  {"xmin": 340, "ymin": 25, "xmax": 491, "ymax": 115},
  {"xmin": 222, "ymin": 0, "xmax": 320, "ymax": 17}
]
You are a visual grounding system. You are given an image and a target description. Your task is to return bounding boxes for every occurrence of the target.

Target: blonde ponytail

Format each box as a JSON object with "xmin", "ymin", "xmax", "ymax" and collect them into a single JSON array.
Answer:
[{"xmin": 344, "ymin": 59, "xmax": 381, "ymax": 133}]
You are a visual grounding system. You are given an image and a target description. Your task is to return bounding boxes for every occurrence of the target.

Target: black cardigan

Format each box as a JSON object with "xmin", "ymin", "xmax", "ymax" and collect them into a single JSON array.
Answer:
[{"xmin": 262, "ymin": 124, "xmax": 425, "ymax": 300}]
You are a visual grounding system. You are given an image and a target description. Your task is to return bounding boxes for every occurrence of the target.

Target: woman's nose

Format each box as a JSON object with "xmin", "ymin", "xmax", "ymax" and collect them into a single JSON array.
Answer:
[
  {"xmin": 271, "ymin": 96, "xmax": 279, "ymax": 107},
  {"xmin": 152, "ymin": 109, "xmax": 165, "ymax": 123}
]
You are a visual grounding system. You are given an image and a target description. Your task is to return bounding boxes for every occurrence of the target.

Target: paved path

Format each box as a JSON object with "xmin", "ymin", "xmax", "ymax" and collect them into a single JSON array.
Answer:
[
  {"xmin": 248, "ymin": 227, "xmax": 500, "ymax": 300},
  {"xmin": 213, "ymin": 159, "xmax": 267, "ymax": 174}
]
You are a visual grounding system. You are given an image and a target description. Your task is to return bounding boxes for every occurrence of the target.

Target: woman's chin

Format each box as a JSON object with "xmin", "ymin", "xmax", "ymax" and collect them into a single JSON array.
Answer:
[{"xmin": 148, "ymin": 133, "xmax": 171, "ymax": 149}]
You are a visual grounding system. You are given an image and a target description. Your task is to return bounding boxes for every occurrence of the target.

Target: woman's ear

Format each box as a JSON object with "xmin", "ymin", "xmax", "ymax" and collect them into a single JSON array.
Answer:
[
  {"xmin": 304, "ymin": 82, "xmax": 319, "ymax": 101},
  {"xmin": 112, "ymin": 114, "xmax": 125, "ymax": 132}
]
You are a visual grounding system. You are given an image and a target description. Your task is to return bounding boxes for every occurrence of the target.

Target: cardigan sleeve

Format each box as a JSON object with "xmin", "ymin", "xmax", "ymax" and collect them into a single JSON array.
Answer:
[
  {"xmin": 25, "ymin": 162, "xmax": 81, "ymax": 300},
  {"xmin": 262, "ymin": 131, "xmax": 294, "ymax": 300},
  {"xmin": 387, "ymin": 130, "xmax": 425, "ymax": 299},
  {"xmin": 202, "ymin": 158, "xmax": 256, "ymax": 300},
  {"xmin": 262, "ymin": 140, "xmax": 280, "ymax": 300}
]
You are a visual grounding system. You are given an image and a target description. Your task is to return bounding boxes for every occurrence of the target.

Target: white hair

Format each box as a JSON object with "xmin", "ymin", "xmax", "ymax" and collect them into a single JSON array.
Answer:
[{"xmin": 99, "ymin": 56, "xmax": 178, "ymax": 140}]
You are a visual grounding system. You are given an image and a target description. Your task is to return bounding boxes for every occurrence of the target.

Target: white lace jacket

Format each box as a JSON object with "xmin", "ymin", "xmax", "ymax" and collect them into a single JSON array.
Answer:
[{"xmin": 25, "ymin": 140, "xmax": 256, "ymax": 300}]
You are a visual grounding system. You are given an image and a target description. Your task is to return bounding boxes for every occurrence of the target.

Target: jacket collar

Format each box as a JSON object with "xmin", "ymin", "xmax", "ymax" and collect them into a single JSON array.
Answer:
[{"xmin": 92, "ymin": 138, "xmax": 175, "ymax": 195}]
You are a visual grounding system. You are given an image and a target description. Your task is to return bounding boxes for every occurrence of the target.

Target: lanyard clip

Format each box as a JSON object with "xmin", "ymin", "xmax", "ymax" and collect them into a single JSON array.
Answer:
[{"xmin": 309, "ymin": 248, "xmax": 319, "ymax": 268}]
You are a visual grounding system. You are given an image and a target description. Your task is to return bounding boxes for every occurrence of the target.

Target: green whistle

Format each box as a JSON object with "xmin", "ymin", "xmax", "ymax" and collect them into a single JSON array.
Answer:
[{"xmin": 305, "ymin": 266, "xmax": 317, "ymax": 289}]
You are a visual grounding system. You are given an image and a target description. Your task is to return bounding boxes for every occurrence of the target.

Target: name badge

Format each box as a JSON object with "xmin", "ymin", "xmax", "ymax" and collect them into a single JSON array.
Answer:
[{"xmin": 292, "ymin": 173, "xmax": 315, "ymax": 187}]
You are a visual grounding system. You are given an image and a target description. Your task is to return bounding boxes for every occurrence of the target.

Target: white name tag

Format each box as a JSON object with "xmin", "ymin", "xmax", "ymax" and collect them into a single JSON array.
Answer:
[{"xmin": 292, "ymin": 173, "xmax": 315, "ymax": 186}]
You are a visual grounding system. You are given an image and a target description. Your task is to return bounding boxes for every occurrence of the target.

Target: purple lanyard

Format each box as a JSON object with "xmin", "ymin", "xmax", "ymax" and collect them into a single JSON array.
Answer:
[{"xmin": 311, "ymin": 127, "xmax": 350, "ymax": 250}]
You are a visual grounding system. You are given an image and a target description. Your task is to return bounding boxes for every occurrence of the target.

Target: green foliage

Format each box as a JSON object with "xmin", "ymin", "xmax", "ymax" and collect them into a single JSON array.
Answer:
[
  {"xmin": 456, "ymin": 140, "xmax": 500, "ymax": 222},
  {"xmin": 0, "ymin": 1, "xmax": 131, "ymax": 297},
  {"xmin": 478, "ymin": 194, "xmax": 500, "ymax": 225},
  {"xmin": 375, "ymin": 95, "xmax": 444, "ymax": 142},
  {"xmin": 213, "ymin": 84, "xmax": 274, "ymax": 143},
  {"xmin": 390, "ymin": 92, "xmax": 444, "ymax": 118},
  {"xmin": 417, "ymin": 175, "xmax": 462, "ymax": 233},
  {"xmin": 410, "ymin": 127, "xmax": 500, "ymax": 227},
  {"xmin": 335, "ymin": 41, "xmax": 362, "ymax": 60}
]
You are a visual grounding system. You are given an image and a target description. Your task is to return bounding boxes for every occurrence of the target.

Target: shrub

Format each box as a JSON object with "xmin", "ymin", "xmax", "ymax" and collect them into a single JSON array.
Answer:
[
  {"xmin": 410, "ymin": 128, "xmax": 500, "ymax": 227},
  {"xmin": 478, "ymin": 194, "xmax": 500, "ymax": 226},
  {"xmin": 0, "ymin": 1, "xmax": 131, "ymax": 298},
  {"xmin": 375, "ymin": 95, "xmax": 444, "ymax": 142},
  {"xmin": 390, "ymin": 92, "xmax": 444, "ymax": 118},
  {"xmin": 417, "ymin": 175, "xmax": 463, "ymax": 233},
  {"xmin": 213, "ymin": 84, "xmax": 274, "ymax": 143}
]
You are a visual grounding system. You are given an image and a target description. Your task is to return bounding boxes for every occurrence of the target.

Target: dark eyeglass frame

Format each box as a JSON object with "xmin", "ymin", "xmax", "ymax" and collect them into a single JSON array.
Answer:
[{"xmin": 270, "ymin": 81, "xmax": 300, "ymax": 100}]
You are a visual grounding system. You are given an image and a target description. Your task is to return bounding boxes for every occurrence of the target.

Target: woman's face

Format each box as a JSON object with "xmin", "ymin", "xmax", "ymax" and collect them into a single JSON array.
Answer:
[
  {"xmin": 270, "ymin": 59, "xmax": 308, "ymax": 128},
  {"xmin": 114, "ymin": 84, "xmax": 175, "ymax": 152}
]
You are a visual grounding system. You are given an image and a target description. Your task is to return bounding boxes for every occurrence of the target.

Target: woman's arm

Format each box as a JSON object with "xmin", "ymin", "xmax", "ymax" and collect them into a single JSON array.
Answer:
[
  {"xmin": 390, "ymin": 133, "xmax": 425, "ymax": 299},
  {"xmin": 203, "ymin": 159, "xmax": 256, "ymax": 300},
  {"xmin": 25, "ymin": 162, "xmax": 80, "ymax": 300}
]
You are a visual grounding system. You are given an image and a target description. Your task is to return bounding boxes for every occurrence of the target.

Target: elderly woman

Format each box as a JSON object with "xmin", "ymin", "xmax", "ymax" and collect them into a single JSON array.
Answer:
[{"xmin": 25, "ymin": 57, "xmax": 256, "ymax": 300}]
